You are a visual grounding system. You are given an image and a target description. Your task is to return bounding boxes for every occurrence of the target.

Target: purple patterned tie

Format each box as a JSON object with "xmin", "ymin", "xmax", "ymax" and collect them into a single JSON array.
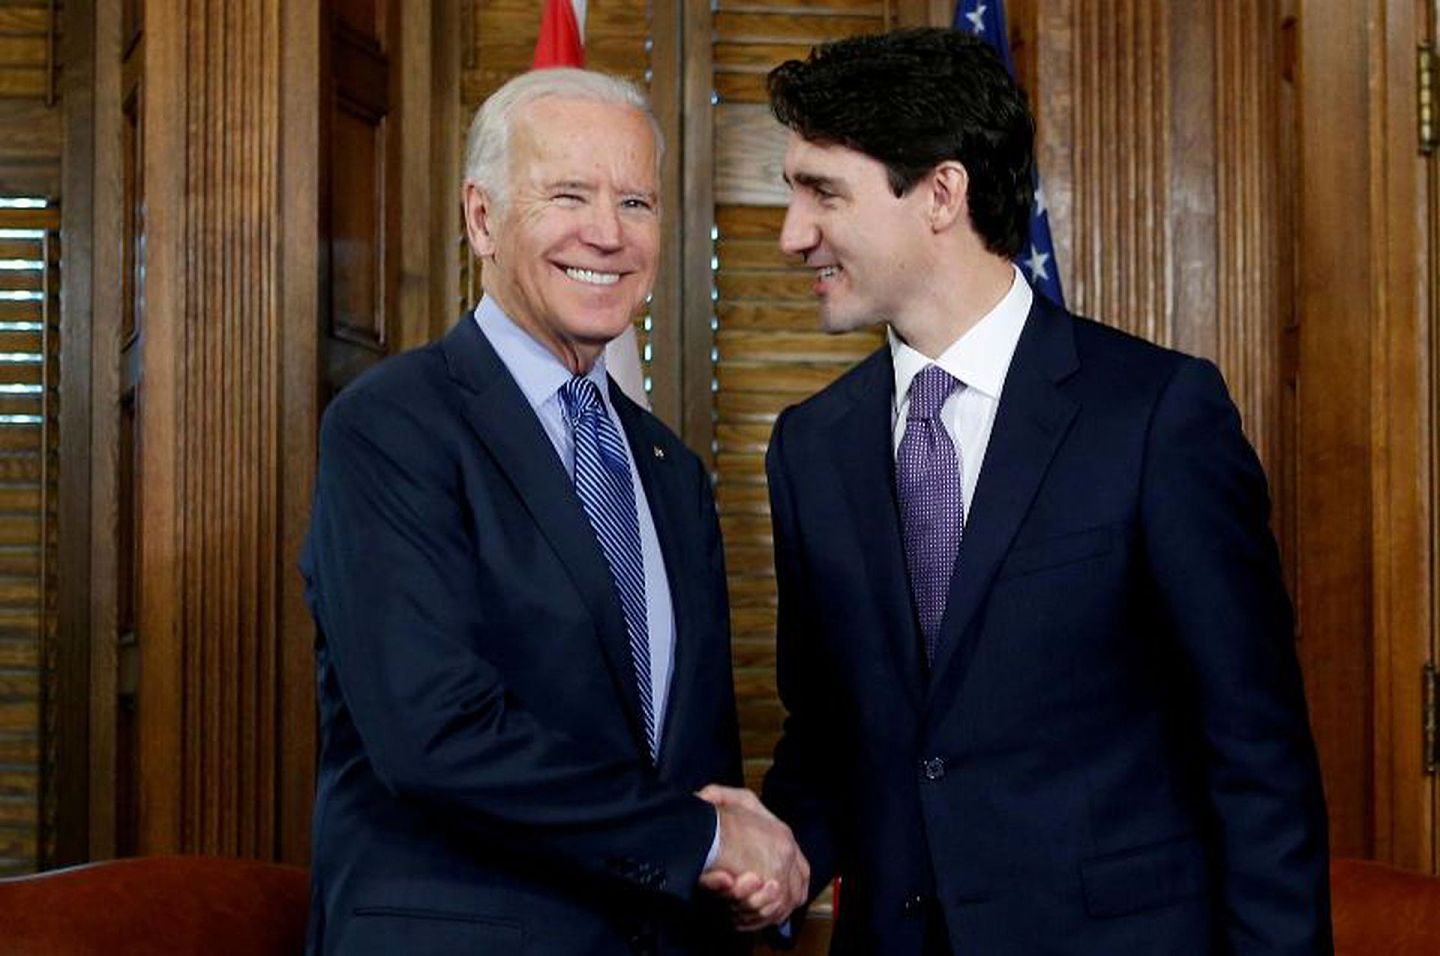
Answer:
[{"xmin": 896, "ymin": 364, "xmax": 965, "ymax": 663}]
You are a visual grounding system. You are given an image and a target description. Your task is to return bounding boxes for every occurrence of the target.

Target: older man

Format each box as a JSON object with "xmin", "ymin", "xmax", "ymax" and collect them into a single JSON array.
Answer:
[
  {"xmin": 754, "ymin": 28, "xmax": 1331, "ymax": 955},
  {"xmin": 301, "ymin": 68, "xmax": 805, "ymax": 956}
]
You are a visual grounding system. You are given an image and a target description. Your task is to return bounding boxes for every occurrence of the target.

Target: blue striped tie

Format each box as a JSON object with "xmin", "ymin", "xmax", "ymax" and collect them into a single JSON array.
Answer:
[{"xmin": 560, "ymin": 377, "xmax": 656, "ymax": 760}]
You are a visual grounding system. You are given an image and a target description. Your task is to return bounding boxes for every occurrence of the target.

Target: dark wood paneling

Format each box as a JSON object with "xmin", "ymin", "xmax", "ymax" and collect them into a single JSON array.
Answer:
[
  {"xmin": 1293, "ymin": 0, "xmax": 1376, "ymax": 861},
  {"xmin": 322, "ymin": 7, "xmax": 390, "ymax": 396},
  {"xmin": 1367, "ymin": 0, "xmax": 1431, "ymax": 870},
  {"xmin": 277, "ymin": 0, "xmax": 321, "ymax": 870},
  {"xmin": 136, "ymin": 0, "xmax": 291, "ymax": 858}
]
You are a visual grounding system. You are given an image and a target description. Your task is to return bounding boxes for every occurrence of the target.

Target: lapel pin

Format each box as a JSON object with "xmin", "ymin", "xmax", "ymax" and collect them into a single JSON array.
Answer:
[{"xmin": 653, "ymin": 445, "xmax": 665, "ymax": 460}]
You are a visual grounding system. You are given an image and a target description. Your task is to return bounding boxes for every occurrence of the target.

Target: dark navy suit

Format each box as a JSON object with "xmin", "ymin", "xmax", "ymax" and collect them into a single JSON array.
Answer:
[
  {"xmin": 301, "ymin": 317, "xmax": 743, "ymax": 955},
  {"xmin": 762, "ymin": 297, "xmax": 1331, "ymax": 954}
]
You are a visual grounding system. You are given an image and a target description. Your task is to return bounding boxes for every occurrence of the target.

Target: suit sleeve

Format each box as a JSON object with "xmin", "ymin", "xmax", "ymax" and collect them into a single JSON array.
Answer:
[
  {"xmin": 697, "ymin": 448, "xmax": 746, "ymax": 794},
  {"xmin": 1139, "ymin": 357, "xmax": 1332, "ymax": 954},
  {"xmin": 305, "ymin": 389, "xmax": 716, "ymax": 902},
  {"xmin": 761, "ymin": 408, "xmax": 841, "ymax": 902}
]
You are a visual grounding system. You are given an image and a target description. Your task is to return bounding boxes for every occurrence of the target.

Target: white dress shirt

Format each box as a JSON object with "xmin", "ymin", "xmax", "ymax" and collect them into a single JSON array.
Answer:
[{"xmin": 890, "ymin": 265, "xmax": 1033, "ymax": 520}]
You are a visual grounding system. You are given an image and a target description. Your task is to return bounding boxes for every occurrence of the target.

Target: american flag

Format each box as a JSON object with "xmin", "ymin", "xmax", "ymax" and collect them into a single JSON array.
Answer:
[{"xmin": 954, "ymin": 1, "xmax": 1065, "ymax": 307}]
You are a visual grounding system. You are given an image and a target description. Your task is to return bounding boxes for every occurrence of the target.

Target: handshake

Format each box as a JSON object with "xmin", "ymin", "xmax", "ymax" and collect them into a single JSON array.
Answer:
[{"xmin": 695, "ymin": 784, "xmax": 811, "ymax": 931}]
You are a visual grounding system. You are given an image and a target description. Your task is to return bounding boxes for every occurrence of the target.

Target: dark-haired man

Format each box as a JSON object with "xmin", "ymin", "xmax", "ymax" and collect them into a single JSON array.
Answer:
[{"xmin": 751, "ymin": 27, "xmax": 1331, "ymax": 955}]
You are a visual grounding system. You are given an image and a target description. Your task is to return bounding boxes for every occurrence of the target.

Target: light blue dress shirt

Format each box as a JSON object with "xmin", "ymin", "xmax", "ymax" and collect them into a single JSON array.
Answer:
[{"xmin": 474, "ymin": 296, "xmax": 678, "ymax": 747}]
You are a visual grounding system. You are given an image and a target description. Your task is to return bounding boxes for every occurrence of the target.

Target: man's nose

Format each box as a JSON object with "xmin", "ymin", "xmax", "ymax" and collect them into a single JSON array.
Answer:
[
  {"xmin": 581, "ymin": 202, "xmax": 624, "ymax": 250},
  {"xmin": 778, "ymin": 203, "xmax": 817, "ymax": 257}
]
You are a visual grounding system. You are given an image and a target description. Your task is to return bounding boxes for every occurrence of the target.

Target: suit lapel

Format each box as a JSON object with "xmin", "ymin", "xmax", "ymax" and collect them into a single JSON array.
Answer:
[
  {"xmin": 440, "ymin": 318, "xmax": 650, "ymax": 757},
  {"xmin": 826, "ymin": 349, "xmax": 926, "ymax": 711},
  {"xmin": 609, "ymin": 387, "xmax": 697, "ymax": 770},
  {"xmin": 927, "ymin": 298, "xmax": 1080, "ymax": 699}
]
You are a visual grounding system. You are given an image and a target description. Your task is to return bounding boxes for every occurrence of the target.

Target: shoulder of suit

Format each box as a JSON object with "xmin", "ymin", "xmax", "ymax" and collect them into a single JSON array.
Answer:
[
  {"xmin": 1066, "ymin": 311, "xmax": 1196, "ymax": 392},
  {"xmin": 322, "ymin": 339, "xmax": 451, "ymax": 431},
  {"xmin": 776, "ymin": 343, "xmax": 890, "ymax": 429}
]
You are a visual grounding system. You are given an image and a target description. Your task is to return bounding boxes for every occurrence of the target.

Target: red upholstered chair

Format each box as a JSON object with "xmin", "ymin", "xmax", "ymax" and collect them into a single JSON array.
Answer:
[
  {"xmin": 1332, "ymin": 857, "xmax": 1440, "ymax": 955},
  {"xmin": 0, "ymin": 855, "xmax": 309, "ymax": 955}
]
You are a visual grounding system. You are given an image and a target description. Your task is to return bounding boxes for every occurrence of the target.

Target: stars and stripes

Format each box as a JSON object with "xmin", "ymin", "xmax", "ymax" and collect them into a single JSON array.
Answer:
[{"xmin": 955, "ymin": 0, "xmax": 1066, "ymax": 307}]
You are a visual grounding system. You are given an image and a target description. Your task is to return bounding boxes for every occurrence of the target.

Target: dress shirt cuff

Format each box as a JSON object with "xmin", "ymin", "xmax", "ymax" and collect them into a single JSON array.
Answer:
[{"xmin": 704, "ymin": 809, "xmax": 721, "ymax": 870}]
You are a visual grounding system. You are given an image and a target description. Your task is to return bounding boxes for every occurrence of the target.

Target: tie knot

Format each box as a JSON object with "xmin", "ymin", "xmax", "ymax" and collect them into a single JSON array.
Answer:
[
  {"xmin": 907, "ymin": 365, "xmax": 959, "ymax": 420},
  {"xmin": 560, "ymin": 376, "xmax": 604, "ymax": 425}
]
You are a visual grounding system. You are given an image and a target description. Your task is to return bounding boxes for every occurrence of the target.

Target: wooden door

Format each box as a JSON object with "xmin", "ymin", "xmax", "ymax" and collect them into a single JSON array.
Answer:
[{"xmin": 320, "ymin": 0, "xmax": 399, "ymax": 400}]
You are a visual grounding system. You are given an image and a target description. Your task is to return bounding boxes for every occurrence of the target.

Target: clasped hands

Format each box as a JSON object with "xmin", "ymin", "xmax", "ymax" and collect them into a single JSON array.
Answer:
[{"xmin": 695, "ymin": 784, "xmax": 811, "ymax": 931}]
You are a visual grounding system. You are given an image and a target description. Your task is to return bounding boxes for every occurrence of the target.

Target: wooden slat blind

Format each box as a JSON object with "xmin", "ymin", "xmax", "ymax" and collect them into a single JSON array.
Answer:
[
  {"xmin": 459, "ymin": 0, "xmax": 657, "ymax": 392},
  {"xmin": 0, "ymin": 198, "xmax": 57, "ymax": 876},
  {"xmin": 0, "ymin": 1, "xmax": 61, "ymax": 103},
  {"xmin": 709, "ymin": 2, "xmax": 885, "ymax": 800}
]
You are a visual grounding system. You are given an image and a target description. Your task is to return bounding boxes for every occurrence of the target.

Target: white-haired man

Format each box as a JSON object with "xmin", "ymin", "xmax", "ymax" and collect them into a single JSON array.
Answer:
[{"xmin": 301, "ymin": 68, "xmax": 807, "ymax": 956}]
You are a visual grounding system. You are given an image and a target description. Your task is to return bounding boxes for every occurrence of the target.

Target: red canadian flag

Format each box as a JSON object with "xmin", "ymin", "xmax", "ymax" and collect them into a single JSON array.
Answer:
[
  {"xmin": 530, "ymin": 0, "xmax": 651, "ymax": 409},
  {"xmin": 532, "ymin": 0, "xmax": 585, "ymax": 68}
]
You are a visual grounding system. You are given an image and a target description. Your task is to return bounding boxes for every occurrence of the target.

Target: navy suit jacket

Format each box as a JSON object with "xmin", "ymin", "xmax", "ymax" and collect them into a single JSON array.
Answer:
[
  {"xmin": 762, "ymin": 297, "xmax": 1331, "ymax": 955},
  {"xmin": 301, "ymin": 317, "xmax": 744, "ymax": 955}
]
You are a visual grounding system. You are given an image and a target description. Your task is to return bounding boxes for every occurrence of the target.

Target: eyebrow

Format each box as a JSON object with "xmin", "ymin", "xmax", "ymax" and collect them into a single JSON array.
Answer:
[
  {"xmin": 542, "ymin": 180, "xmax": 657, "ymax": 203},
  {"xmin": 544, "ymin": 180, "xmax": 594, "ymax": 192},
  {"xmin": 788, "ymin": 171, "xmax": 842, "ymax": 194}
]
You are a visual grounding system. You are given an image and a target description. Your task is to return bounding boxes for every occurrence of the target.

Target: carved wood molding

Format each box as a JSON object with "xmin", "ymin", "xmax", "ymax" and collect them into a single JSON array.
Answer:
[{"xmin": 139, "ymin": 0, "xmax": 289, "ymax": 858}]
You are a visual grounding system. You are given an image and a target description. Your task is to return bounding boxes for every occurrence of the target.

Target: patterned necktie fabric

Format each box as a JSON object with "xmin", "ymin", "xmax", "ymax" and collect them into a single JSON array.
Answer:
[
  {"xmin": 896, "ymin": 364, "xmax": 965, "ymax": 664},
  {"xmin": 560, "ymin": 376, "xmax": 656, "ymax": 760}
]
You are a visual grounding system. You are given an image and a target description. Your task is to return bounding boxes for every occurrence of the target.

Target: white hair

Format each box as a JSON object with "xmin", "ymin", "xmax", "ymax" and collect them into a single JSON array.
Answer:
[{"xmin": 464, "ymin": 68, "xmax": 664, "ymax": 205}]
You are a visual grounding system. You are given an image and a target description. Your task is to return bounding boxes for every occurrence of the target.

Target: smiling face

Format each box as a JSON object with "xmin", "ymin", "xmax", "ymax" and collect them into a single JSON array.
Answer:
[
  {"xmin": 779, "ymin": 133, "xmax": 933, "ymax": 334},
  {"xmin": 464, "ymin": 96, "xmax": 659, "ymax": 372}
]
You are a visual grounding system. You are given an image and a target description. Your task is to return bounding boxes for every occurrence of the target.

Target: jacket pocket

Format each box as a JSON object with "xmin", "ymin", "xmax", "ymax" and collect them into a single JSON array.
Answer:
[
  {"xmin": 996, "ymin": 524, "xmax": 1116, "ymax": 581},
  {"xmin": 340, "ymin": 906, "xmax": 523, "ymax": 954},
  {"xmin": 1079, "ymin": 833, "xmax": 1207, "ymax": 918}
]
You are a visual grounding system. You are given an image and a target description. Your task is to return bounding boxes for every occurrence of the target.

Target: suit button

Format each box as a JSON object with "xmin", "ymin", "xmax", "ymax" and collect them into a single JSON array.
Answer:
[
  {"xmin": 921, "ymin": 757, "xmax": 946, "ymax": 781},
  {"xmin": 902, "ymin": 893, "xmax": 929, "ymax": 918},
  {"xmin": 627, "ymin": 929, "xmax": 657, "ymax": 956}
]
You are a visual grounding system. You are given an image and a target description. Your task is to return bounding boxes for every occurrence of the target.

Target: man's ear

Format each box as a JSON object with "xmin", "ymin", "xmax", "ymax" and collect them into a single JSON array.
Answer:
[
  {"xmin": 927, "ymin": 161, "xmax": 969, "ymax": 233},
  {"xmin": 463, "ymin": 180, "xmax": 500, "ymax": 258}
]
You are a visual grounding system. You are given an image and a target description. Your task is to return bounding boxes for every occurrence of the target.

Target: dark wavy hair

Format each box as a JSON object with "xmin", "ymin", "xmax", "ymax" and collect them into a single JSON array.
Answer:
[{"xmin": 767, "ymin": 28, "xmax": 1035, "ymax": 259}]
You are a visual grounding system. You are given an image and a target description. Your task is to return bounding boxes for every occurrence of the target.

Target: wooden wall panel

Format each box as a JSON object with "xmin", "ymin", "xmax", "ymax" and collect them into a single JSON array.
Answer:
[
  {"xmin": 1214, "ymin": 3, "xmax": 1285, "ymax": 478},
  {"xmin": 1029, "ymin": 0, "xmax": 1286, "ymax": 513},
  {"xmin": 1287, "ymin": 0, "xmax": 1435, "ymax": 867},
  {"xmin": 110, "ymin": 0, "xmax": 435, "ymax": 864},
  {"xmin": 1370, "ymin": 0, "xmax": 1433, "ymax": 873},
  {"xmin": 276, "ymin": 0, "xmax": 321, "ymax": 870},
  {"xmin": 136, "ymin": 0, "xmax": 291, "ymax": 858},
  {"xmin": 1292, "ymin": 0, "xmax": 1377, "ymax": 862},
  {"xmin": 320, "ymin": 0, "xmax": 395, "ymax": 398}
]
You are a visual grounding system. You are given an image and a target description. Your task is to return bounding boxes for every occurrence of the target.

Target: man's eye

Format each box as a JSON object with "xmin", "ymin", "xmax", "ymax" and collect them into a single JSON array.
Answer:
[
  {"xmin": 553, "ymin": 193, "xmax": 583, "ymax": 204},
  {"xmin": 622, "ymin": 198, "xmax": 654, "ymax": 211}
]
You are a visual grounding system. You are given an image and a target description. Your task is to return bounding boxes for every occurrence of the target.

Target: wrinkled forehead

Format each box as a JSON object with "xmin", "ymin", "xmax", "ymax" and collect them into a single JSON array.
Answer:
[{"xmin": 511, "ymin": 96, "xmax": 659, "ymax": 178}]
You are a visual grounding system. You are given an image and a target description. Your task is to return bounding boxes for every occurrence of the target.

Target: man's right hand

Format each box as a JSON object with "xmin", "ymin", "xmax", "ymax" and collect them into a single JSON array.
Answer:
[{"xmin": 696, "ymin": 784, "xmax": 810, "ymax": 931}]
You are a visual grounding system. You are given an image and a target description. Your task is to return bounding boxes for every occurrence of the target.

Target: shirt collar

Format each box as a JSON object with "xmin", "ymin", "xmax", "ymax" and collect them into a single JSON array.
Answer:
[
  {"xmin": 473, "ymin": 295, "xmax": 611, "ymax": 415},
  {"xmin": 889, "ymin": 264, "xmax": 1033, "ymax": 405}
]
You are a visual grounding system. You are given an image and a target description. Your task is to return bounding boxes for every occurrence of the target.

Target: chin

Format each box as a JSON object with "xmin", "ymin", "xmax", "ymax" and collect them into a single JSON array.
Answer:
[
  {"xmin": 566, "ymin": 310, "xmax": 637, "ymax": 345},
  {"xmin": 818, "ymin": 305, "xmax": 873, "ymax": 335}
]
